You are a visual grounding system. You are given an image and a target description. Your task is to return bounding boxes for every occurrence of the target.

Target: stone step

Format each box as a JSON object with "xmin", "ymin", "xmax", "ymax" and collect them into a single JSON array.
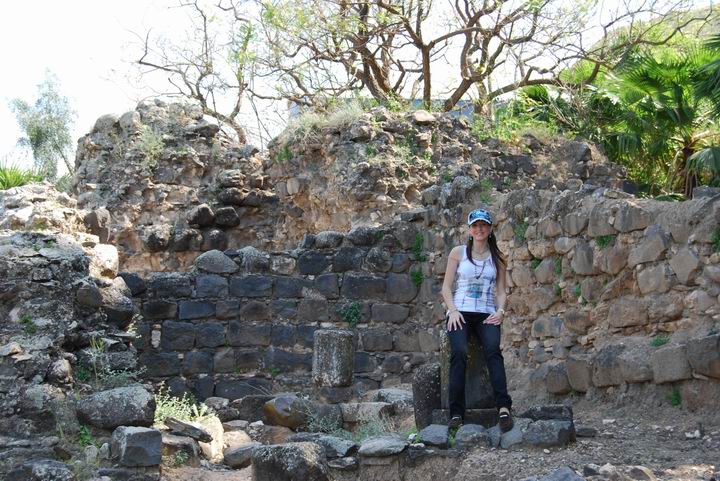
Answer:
[{"xmin": 431, "ymin": 409, "xmax": 498, "ymax": 428}]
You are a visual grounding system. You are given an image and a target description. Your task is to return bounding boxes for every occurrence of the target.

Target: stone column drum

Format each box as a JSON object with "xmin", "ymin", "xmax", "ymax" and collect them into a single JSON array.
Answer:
[
  {"xmin": 440, "ymin": 330, "xmax": 496, "ymax": 409},
  {"xmin": 312, "ymin": 329, "xmax": 355, "ymax": 387}
]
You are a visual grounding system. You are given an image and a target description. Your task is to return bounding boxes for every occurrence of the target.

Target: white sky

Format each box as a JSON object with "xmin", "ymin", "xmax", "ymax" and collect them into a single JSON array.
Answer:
[
  {"xmin": 0, "ymin": 1, "xmax": 183, "ymax": 169},
  {"xmin": 0, "ymin": 0, "xmax": 712, "ymax": 171}
]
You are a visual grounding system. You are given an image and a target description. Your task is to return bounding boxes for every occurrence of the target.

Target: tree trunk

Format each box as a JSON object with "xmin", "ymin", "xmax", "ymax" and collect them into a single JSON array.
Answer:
[{"xmin": 421, "ymin": 47, "xmax": 431, "ymax": 109}]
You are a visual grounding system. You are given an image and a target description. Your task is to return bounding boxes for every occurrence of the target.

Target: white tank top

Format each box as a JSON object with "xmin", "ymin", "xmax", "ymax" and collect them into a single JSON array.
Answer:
[{"xmin": 453, "ymin": 248, "xmax": 497, "ymax": 314}]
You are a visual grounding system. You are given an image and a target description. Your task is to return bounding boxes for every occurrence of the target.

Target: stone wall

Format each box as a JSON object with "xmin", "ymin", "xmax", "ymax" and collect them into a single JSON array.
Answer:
[
  {"xmin": 473, "ymin": 187, "xmax": 720, "ymax": 409},
  {"xmin": 75, "ymin": 102, "xmax": 628, "ymax": 274},
  {"xmin": 135, "ymin": 183, "xmax": 720, "ymax": 409},
  {"xmin": 135, "ymin": 224, "xmax": 444, "ymax": 401}
]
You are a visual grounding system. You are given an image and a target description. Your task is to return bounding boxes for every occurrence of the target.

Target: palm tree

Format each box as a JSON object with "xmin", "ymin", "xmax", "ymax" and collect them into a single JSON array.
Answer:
[{"xmin": 601, "ymin": 48, "xmax": 719, "ymax": 197}]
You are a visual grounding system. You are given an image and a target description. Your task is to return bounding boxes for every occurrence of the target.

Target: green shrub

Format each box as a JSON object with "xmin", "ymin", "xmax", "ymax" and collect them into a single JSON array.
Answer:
[
  {"xmin": 669, "ymin": 387, "xmax": 681, "ymax": 407},
  {"xmin": 441, "ymin": 169, "xmax": 453, "ymax": 183},
  {"xmin": 410, "ymin": 269, "xmax": 424, "ymax": 288},
  {"xmin": 269, "ymin": 367, "xmax": 282, "ymax": 378},
  {"xmin": 514, "ymin": 222, "xmax": 528, "ymax": 243},
  {"xmin": 365, "ymin": 143, "xmax": 378, "ymax": 158},
  {"xmin": 478, "ymin": 178, "xmax": 493, "ymax": 203},
  {"xmin": 554, "ymin": 258, "xmax": 563, "ymax": 276},
  {"xmin": 573, "ymin": 284, "xmax": 581, "ymax": 298},
  {"xmin": 138, "ymin": 128, "xmax": 164, "ymax": 170},
  {"xmin": 531, "ymin": 258, "xmax": 542, "ymax": 270},
  {"xmin": 595, "ymin": 235, "xmax": 616, "ymax": 249},
  {"xmin": 553, "ymin": 283, "xmax": 562, "ymax": 296},
  {"xmin": 711, "ymin": 227, "xmax": 720, "ymax": 253},
  {"xmin": 0, "ymin": 162, "xmax": 44, "ymax": 190},
  {"xmin": 650, "ymin": 335, "xmax": 670, "ymax": 347},
  {"xmin": 77, "ymin": 425, "xmax": 95, "ymax": 448},
  {"xmin": 341, "ymin": 301, "xmax": 362, "ymax": 328},
  {"xmin": 19, "ymin": 314, "xmax": 37, "ymax": 334},
  {"xmin": 173, "ymin": 451, "xmax": 190, "ymax": 466},
  {"xmin": 411, "ymin": 233, "xmax": 427, "ymax": 261},
  {"xmin": 153, "ymin": 385, "xmax": 213, "ymax": 427},
  {"xmin": 276, "ymin": 143, "xmax": 292, "ymax": 163}
]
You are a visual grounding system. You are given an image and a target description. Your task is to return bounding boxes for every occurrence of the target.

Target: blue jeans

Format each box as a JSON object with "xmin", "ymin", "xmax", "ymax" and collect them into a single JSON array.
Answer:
[{"xmin": 448, "ymin": 311, "xmax": 512, "ymax": 418}]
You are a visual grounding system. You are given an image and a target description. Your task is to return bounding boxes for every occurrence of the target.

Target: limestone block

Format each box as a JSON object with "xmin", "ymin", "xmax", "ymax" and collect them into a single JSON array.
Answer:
[
  {"xmin": 511, "ymin": 264, "xmax": 535, "ymax": 287},
  {"xmin": 546, "ymin": 363, "xmax": 572, "ymax": 394},
  {"xmin": 686, "ymin": 334, "xmax": 720, "ymax": 379},
  {"xmin": 651, "ymin": 345, "xmax": 692, "ymax": 383},
  {"xmin": 534, "ymin": 258, "xmax": 557, "ymax": 284},
  {"xmin": 607, "ymin": 297, "xmax": 648, "ymax": 328},
  {"xmin": 528, "ymin": 240, "xmax": 555, "ymax": 258},
  {"xmin": 644, "ymin": 294, "xmax": 682, "ymax": 324},
  {"xmin": 312, "ymin": 329, "xmax": 355, "ymax": 387},
  {"xmin": 198, "ymin": 415, "xmax": 225, "ymax": 463},
  {"xmin": 613, "ymin": 203, "xmax": 651, "ymax": 232},
  {"xmin": 637, "ymin": 263, "xmax": 671, "ymax": 295},
  {"xmin": 563, "ymin": 310, "xmax": 592, "ymax": 335},
  {"xmin": 566, "ymin": 355, "xmax": 591, "ymax": 392},
  {"xmin": 531, "ymin": 317, "xmax": 565, "ymax": 338},
  {"xmin": 591, "ymin": 345, "xmax": 625, "ymax": 387},
  {"xmin": 570, "ymin": 241, "xmax": 595, "ymax": 275},
  {"xmin": 617, "ymin": 344, "xmax": 654, "ymax": 383},
  {"xmin": 684, "ymin": 290, "xmax": 715, "ymax": 313},
  {"xmin": 669, "ymin": 247, "xmax": 701, "ymax": 285},
  {"xmin": 554, "ymin": 237, "xmax": 576, "ymax": 254},
  {"xmin": 627, "ymin": 225, "xmax": 669, "ymax": 267},
  {"xmin": 597, "ymin": 245, "xmax": 628, "ymax": 275},
  {"xmin": 522, "ymin": 420, "xmax": 575, "ymax": 448},
  {"xmin": 588, "ymin": 204, "xmax": 617, "ymax": 237},
  {"xmin": 561, "ymin": 212, "xmax": 588, "ymax": 236}
]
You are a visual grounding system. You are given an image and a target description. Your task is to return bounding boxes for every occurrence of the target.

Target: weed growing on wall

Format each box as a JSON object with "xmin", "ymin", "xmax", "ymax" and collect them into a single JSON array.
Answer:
[
  {"xmin": 411, "ymin": 233, "xmax": 427, "ymax": 261},
  {"xmin": 650, "ymin": 335, "xmax": 670, "ymax": 347},
  {"xmin": 153, "ymin": 384, "xmax": 214, "ymax": 427},
  {"xmin": 340, "ymin": 301, "xmax": 362, "ymax": 328},
  {"xmin": 595, "ymin": 235, "xmax": 616, "ymax": 249},
  {"xmin": 514, "ymin": 222, "xmax": 528, "ymax": 243},
  {"xmin": 410, "ymin": 269, "xmax": 424, "ymax": 288},
  {"xmin": 138, "ymin": 127, "xmax": 164, "ymax": 170}
]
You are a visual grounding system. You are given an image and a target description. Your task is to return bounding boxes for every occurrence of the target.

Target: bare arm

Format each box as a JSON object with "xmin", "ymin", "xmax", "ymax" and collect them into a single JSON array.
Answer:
[
  {"xmin": 441, "ymin": 246, "xmax": 465, "ymax": 331},
  {"xmin": 485, "ymin": 260, "xmax": 508, "ymax": 325}
]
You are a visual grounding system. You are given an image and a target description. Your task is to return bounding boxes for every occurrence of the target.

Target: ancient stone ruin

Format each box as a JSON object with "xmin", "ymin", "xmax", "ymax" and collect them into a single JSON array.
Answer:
[{"xmin": 1, "ymin": 100, "xmax": 718, "ymax": 481}]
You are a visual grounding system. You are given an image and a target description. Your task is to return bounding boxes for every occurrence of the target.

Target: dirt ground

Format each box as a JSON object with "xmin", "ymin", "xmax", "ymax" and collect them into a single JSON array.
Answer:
[
  {"xmin": 456, "ymin": 398, "xmax": 720, "ymax": 481},
  {"xmin": 161, "ymin": 397, "xmax": 719, "ymax": 481}
]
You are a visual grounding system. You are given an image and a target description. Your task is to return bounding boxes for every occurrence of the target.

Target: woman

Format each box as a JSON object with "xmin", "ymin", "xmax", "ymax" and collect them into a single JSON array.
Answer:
[{"xmin": 441, "ymin": 208, "xmax": 513, "ymax": 432}]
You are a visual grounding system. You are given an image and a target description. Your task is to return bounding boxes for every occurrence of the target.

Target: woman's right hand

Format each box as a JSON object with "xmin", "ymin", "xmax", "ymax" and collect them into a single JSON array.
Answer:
[{"xmin": 446, "ymin": 310, "xmax": 465, "ymax": 331}]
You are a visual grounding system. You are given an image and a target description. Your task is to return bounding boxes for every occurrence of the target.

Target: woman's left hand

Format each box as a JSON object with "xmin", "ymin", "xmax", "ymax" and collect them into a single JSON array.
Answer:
[{"xmin": 484, "ymin": 311, "xmax": 503, "ymax": 325}]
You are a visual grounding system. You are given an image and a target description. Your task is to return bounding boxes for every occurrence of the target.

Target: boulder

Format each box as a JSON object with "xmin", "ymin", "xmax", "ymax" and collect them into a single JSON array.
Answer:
[
  {"xmin": 358, "ymin": 435, "xmax": 407, "ymax": 457},
  {"xmin": 165, "ymin": 417, "xmax": 213, "ymax": 442},
  {"xmin": 194, "ymin": 249, "xmax": 239, "ymax": 274},
  {"xmin": 687, "ymin": 335, "xmax": 720, "ymax": 379},
  {"xmin": 76, "ymin": 385, "xmax": 154, "ymax": 429},
  {"xmin": 111, "ymin": 426, "xmax": 162, "ymax": 467},
  {"xmin": 519, "ymin": 405, "xmax": 573, "ymax": 422},
  {"xmin": 669, "ymin": 247, "xmax": 701, "ymax": 284},
  {"xmin": 523, "ymin": 420, "xmax": 575, "ymax": 447},
  {"xmin": 263, "ymin": 395, "xmax": 312, "ymax": 429},
  {"xmin": 224, "ymin": 442, "xmax": 261, "ymax": 469},
  {"xmin": 286, "ymin": 433, "xmax": 358, "ymax": 458},
  {"xmin": 252, "ymin": 442, "xmax": 330, "ymax": 481},
  {"xmin": 455, "ymin": 424, "xmax": 491, "ymax": 449},
  {"xmin": 418, "ymin": 424, "xmax": 449, "ymax": 448},
  {"xmin": 652, "ymin": 345, "xmax": 692, "ymax": 383},
  {"xmin": 5, "ymin": 460, "xmax": 75, "ymax": 481}
]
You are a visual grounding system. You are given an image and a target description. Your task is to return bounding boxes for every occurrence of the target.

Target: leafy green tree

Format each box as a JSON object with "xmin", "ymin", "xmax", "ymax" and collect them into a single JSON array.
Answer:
[{"xmin": 9, "ymin": 72, "xmax": 76, "ymax": 179}]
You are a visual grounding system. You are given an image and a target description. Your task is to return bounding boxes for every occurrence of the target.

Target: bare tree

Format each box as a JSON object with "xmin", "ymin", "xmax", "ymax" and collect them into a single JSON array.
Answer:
[{"xmin": 135, "ymin": 0, "xmax": 255, "ymax": 142}]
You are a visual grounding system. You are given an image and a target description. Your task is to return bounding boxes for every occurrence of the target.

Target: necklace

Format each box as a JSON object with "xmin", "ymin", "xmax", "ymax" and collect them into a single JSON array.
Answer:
[{"xmin": 472, "ymin": 247, "xmax": 489, "ymax": 257}]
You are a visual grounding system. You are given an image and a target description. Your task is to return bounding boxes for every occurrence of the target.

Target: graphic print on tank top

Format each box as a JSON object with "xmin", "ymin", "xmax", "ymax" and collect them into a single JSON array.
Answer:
[{"xmin": 453, "ymin": 250, "xmax": 497, "ymax": 313}]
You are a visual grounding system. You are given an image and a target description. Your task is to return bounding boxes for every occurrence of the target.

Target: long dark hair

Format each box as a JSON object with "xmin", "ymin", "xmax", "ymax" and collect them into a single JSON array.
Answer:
[{"xmin": 466, "ymin": 231, "xmax": 506, "ymax": 268}]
